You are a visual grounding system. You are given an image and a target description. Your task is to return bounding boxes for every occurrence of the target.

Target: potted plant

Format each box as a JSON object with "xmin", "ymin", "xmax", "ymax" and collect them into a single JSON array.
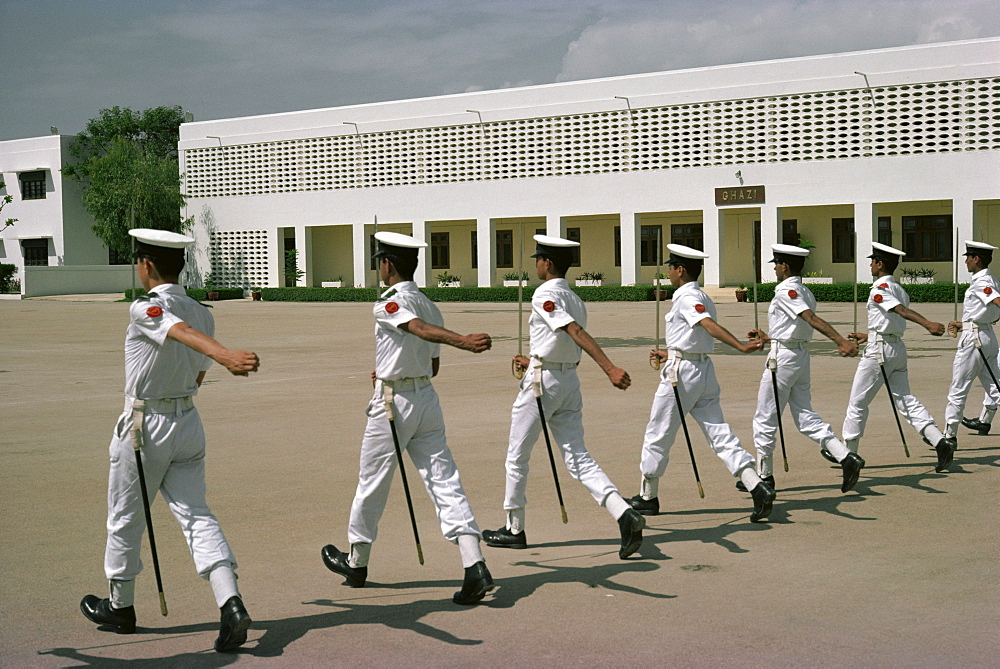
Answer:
[
  {"xmin": 802, "ymin": 270, "xmax": 833, "ymax": 284},
  {"xmin": 652, "ymin": 272, "xmax": 669, "ymax": 301},
  {"xmin": 575, "ymin": 271, "xmax": 604, "ymax": 287},
  {"xmin": 900, "ymin": 267, "xmax": 937, "ymax": 285},
  {"xmin": 250, "ymin": 286, "xmax": 262, "ymax": 301},
  {"xmin": 503, "ymin": 271, "xmax": 529, "ymax": 287},
  {"xmin": 735, "ymin": 282, "xmax": 749, "ymax": 302},
  {"xmin": 437, "ymin": 271, "xmax": 461, "ymax": 287},
  {"xmin": 321, "ymin": 276, "xmax": 344, "ymax": 288},
  {"xmin": 204, "ymin": 272, "xmax": 220, "ymax": 301}
]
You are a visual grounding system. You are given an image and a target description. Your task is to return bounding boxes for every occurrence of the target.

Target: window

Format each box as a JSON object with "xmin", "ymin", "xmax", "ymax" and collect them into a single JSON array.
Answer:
[
  {"xmin": 669, "ymin": 224, "xmax": 703, "ymax": 254},
  {"xmin": 782, "ymin": 220, "xmax": 800, "ymax": 246},
  {"xmin": 496, "ymin": 230, "xmax": 513, "ymax": 268},
  {"xmin": 369, "ymin": 235, "xmax": 378, "ymax": 271},
  {"xmin": 614, "ymin": 227, "xmax": 621, "ymax": 266},
  {"xmin": 19, "ymin": 171, "xmax": 46, "ymax": 200},
  {"xmin": 877, "ymin": 216, "xmax": 892, "ymax": 246},
  {"xmin": 108, "ymin": 246, "xmax": 131, "ymax": 265},
  {"xmin": 902, "ymin": 215, "xmax": 952, "ymax": 262},
  {"xmin": 470, "ymin": 231, "xmax": 477, "ymax": 268},
  {"xmin": 640, "ymin": 225, "xmax": 663, "ymax": 266},
  {"xmin": 566, "ymin": 227, "xmax": 581, "ymax": 267},
  {"xmin": 431, "ymin": 232, "xmax": 450, "ymax": 269},
  {"xmin": 22, "ymin": 238, "xmax": 49, "ymax": 266},
  {"xmin": 832, "ymin": 218, "xmax": 854, "ymax": 263}
]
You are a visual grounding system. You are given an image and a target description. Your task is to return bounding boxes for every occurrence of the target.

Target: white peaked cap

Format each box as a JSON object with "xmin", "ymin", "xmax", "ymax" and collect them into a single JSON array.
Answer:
[
  {"xmin": 770, "ymin": 243, "xmax": 810, "ymax": 257},
  {"xmin": 532, "ymin": 234, "xmax": 580, "ymax": 248},
  {"xmin": 129, "ymin": 228, "xmax": 194, "ymax": 249},
  {"xmin": 870, "ymin": 241, "xmax": 905, "ymax": 257},
  {"xmin": 964, "ymin": 240, "xmax": 998, "ymax": 253},
  {"xmin": 666, "ymin": 243, "xmax": 709, "ymax": 260},
  {"xmin": 374, "ymin": 231, "xmax": 428, "ymax": 248}
]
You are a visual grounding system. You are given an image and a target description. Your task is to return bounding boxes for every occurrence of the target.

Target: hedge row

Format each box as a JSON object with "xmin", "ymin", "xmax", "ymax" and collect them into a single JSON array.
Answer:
[
  {"xmin": 260, "ymin": 285, "xmax": 669, "ymax": 302},
  {"xmin": 125, "ymin": 287, "xmax": 244, "ymax": 301},
  {"xmin": 747, "ymin": 282, "xmax": 969, "ymax": 303}
]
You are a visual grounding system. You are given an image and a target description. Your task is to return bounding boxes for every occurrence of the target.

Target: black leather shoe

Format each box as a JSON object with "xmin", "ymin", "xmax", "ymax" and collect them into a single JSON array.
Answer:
[
  {"xmin": 80, "ymin": 595, "xmax": 136, "ymax": 634},
  {"xmin": 321, "ymin": 544, "xmax": 367, "ymax": 587},
  {"xmin": 736, "ymin": 475, "xmax": 775, "ymax": 493},
  {"xmin": 626, "ymin": 494, "xmax": 660, "ymax": 515},
  {"xmin": 482, "ymin": 526, "xmax": 527, "ymax": 549},
  {"xmin": 820, "ymin": 448, "xmax": 840, "ymax": 464},
  {"xmin": 749, "ymin": 481, "xmax": 776, "ymax": 522},
  {"xmin": 214, "ymin": 596, "xmax": 251, "ymax": 653},
  {"xmin": 452, "ymin": 561, "xmax": 497, "ymax": 605},
  {"xmin": 840, "ymin": 452, "xmax": 865, "ymax": 492},
  {"xmin": 961, "ymin": 417, "xmax": 990, "ymax": 435},
  {"xmin": 935, "ymin": 437, "xmax": 957, "ymax": 473},
  {"xmin": 617, "ymin": 508, "xmax": 645, "ymax": 559}
]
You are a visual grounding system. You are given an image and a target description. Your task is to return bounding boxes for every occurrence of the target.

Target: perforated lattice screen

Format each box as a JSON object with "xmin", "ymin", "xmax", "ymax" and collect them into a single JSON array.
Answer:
[
  {"xmin": 208, "ymin": 230, "xmax": 268, "ymax": 288},
  {"xmin": 184, "ymin": 78, "xmax": 1000, "ymax": 197}
]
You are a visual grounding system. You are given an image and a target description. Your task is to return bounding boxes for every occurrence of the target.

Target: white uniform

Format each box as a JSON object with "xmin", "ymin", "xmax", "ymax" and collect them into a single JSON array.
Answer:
[
  {"xmin": 944, "ymin": 269, "xmax": 1000, "ymax": 436},
  {"xmin": 843, "ymin": 276, "xmax": 942, "ymax": 448},
  {"xmin": 504, "ymin": 278, "xmax": 619, "ymax": 512},
  {"xmin": 753, "ymin": 277, "xmax": 849, "ymax": 472},
  {"xmin": 640, "ymin": 281, "xmax": 755, "ymax": 480},
  {"xmin": 105, "ymin": 284, "xmax": 237, "ymax": 585},
  {"xmin": 348, "ymin": 281, "xmax": 481, "ymax": 545}
]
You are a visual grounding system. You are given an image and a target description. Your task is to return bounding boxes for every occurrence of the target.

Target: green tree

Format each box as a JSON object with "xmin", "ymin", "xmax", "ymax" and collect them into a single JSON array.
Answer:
[
  {"xmin": 0, "ymin": 180, "xmax": 16, "ymax": 232},
  {"xmin": 64, "ymin": 106, "xmax": 190, "ymax": 256}
]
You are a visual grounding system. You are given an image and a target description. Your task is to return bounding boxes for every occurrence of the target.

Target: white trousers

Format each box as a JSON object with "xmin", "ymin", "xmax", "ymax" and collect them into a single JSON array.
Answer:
[
  {"xmin": 504, "ymin": 368, "xmax": 617, "ymax": 510},
  {"xmin": 348, "ymin": 382, "xmax": 480, "ymax": 545},
  {"xmin": 946, "ymin": 328, "xmax": 1000, "ymax": 433},
  {"xmin": 843, "ymin": 338, "xmax": 937, "ymax": 443},
  {"xmin": 640, "ymin": 358, "xmax": 754, "ymax": 479},
  {"xmin": 105, "ymin": 407, "xmax": 236, "ymax": 582},
  {"xmin": 753, "ymin": 346, "xmax": 847, "ymax": 463}
]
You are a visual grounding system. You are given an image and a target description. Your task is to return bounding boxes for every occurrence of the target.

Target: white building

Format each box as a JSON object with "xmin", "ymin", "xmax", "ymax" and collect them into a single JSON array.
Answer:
[
  {"xmin": 0, "ymin": 134, "xmax": 133, "ymax": 297},
  {"xmin": 179, "ymin": 38, "xmax": 1000, "ymax": 291}
]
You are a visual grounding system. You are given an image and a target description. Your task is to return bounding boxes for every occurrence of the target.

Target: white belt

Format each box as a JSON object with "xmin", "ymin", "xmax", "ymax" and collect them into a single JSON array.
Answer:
[
  {"xmin": 774, "ymin": 340, "xmax": 807, "ymax": 350},
  {"xmin": 666, "ymin": 349, "xmax": 708, "ymax": 361},
  {"xmin": 535, "ymin": 360, "xmax": 578, "ymax": 370},
  {"xmin": 870, "ymin": 332, "xmax": 901, "ymax": 342},
  {"xmin": 379, "ymin": 376, "xmax": 431, "ymax": 391},
  {"xmin": 124, "ymin": 395, "xmax": 194, "ymax": 416}
]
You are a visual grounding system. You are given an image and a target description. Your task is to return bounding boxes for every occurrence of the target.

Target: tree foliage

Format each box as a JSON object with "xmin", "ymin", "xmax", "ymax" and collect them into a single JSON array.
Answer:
[
  {"xmin": 64, "ymin": 106, "xmax": 190, "ymax": 256},
  {"xmin": 0, "ymin": 180, "xmax": 16, "ymax": 232}
]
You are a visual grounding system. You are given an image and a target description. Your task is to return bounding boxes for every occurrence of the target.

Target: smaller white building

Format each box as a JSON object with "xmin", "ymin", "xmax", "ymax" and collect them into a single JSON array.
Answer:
[{"xmin": 0, "ymin": 135, "xmax": 132, "ymax": 297}]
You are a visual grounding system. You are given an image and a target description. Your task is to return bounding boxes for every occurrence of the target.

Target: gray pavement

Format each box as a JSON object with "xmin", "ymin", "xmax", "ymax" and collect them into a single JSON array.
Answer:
[{"xmin": 1, "ymin": 298, "xmax": 997, "ymax": 667}]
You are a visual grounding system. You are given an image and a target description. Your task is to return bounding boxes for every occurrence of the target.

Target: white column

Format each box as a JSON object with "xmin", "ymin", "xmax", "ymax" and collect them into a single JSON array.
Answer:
[
  {"xmin": 854, "ymin": 203, "xmax": 875, "ymax": 282},
  {"xmin": 412, "ymin": 220, "xmax": 428, "ymax": 287},
  {"xmin": 545, "ymin": 214, "xmax": 565, "ymax": 238},
  {"xmin": 294, "ymin": 225, "xmax": 311, "ymax": 287},
  {"xmin": 478, "ymin": 218, "xmax": 497, "ymax": 287},
  {"xmin": 758, "ymin": 204, "xmax": 781, "ymax": 278},
  {"xmin": 954, "ymin": 198, "xmax": 977, "ymax": 283},
  {"xmin": 352, "ymin": 221, "xmax": 369, "ymax": 288},
  {"xmin": 703, "ymin": 207, "xmax": 722, "ymax": 287},
  {"xmin": 620, "ymin": 212, "xmax": 640, "ymax": 286}
]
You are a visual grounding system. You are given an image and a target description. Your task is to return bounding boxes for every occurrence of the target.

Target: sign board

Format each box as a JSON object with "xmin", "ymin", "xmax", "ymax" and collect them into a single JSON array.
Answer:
[{"xmin": 715, "ymin": 185, "xmax": 765, "ymax": 206}]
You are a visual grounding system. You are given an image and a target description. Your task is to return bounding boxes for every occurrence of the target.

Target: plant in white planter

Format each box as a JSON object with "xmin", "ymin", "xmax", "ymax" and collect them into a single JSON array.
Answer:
[
  {"xmin": 321, "ymin": 275, "xmax": 344, "ymax": 288},
  {"xmin": 436, "ymin": 271, "xmax": 461, "ymax": 287},
  {"xmin": 503, "ymin": 271, "xmax": 530, "ymax": 287},
  {"xmin": 802, "ymin": 270, "xmax": 833, "ymax": 284},
  {"xmin": 900, "ymin": 267, "xmax": 937, "ymax": 285},
  {"xmin": 575, "ymin": 271, "xmax": 604, "ymax": 287}
]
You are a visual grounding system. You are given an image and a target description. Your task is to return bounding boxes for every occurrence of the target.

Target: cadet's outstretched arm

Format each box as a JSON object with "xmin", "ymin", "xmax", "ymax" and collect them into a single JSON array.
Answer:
[
  {"xmin": 166, "ymin": 322, "xmax": 259, "ymax": 376},
  {"xmin": 398, "ymin": 318, "xmax": 492, "ymax": 353},
  {"xmin": 561, "ymin": 321, "xmax": 630, "ymax": 390},
  {"xmin": 799, "ymin": 310, "xmax": 858, "ymax": 357},
  {"xmin": 699, "ymin": 318, "xmax": 763, "ymax": 354}
]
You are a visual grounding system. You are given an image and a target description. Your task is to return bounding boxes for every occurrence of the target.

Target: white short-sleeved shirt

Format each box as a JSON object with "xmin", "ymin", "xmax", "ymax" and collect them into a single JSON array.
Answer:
[
  {"xmin": 868, "ymin": 275, "xmax": 908, "ymax": 335},
  {"xmin": 529, "ymin": 278, "xmax": 585, "ymax": 363},
  {"xmin": 373, "ymin": 281, "xmax": 443, "ymax": 380},
  {"xmin": 963, "ymin": 269, "xmax": 1000, "ymax": 323},
  {"xmin": 767, "ymin": 276, "xmax": 814, "ymax": 342},
  {"xmin": 664, "ymin": 281, "xmax": 715, "ymax": 354},
  {"xmin": 124, "ymin": 283, "xmax": 214, "ymax": 400}
]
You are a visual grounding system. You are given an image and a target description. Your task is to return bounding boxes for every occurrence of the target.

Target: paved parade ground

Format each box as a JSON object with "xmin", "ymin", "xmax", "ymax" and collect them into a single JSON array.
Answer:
[{"xmin": 2, "ymin": 297, "xmax": 997, "ymax": 667}]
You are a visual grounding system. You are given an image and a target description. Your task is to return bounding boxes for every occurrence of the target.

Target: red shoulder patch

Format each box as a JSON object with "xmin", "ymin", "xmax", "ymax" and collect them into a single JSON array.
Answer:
[
  {"xmin": 146, "ymin": 306, "xmax": 163, "ymax": 318},
  {"xmin": 985, "ymin": 287, "xmax": 993, "ymax": 295},
  {"xmin": 788, "ymin": 290, "xmax": 798, "ymax": 299},
  {"xmin": 694, "ymin": 303, "xmax": 706, "ymax": 313},
  {"xmin": 873, "ymin": 294, "xmax": 883, "ymax": 303},
  {"xmin": 543, "ymin": 300, "xmax": 556, "ymax": 313},
  {"xmin": 878, "ymin": 283, "xmax": 888, "ymax": 289},
  {"xmin": 385, "ymin": 302, "xmax": 399, "ymax": 314}
]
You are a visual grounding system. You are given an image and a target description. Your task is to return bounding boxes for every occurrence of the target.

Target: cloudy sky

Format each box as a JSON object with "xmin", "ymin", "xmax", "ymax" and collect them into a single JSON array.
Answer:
[{"xmin": 2, "ymin": 0, "xmax": 998, "ymax": 141}]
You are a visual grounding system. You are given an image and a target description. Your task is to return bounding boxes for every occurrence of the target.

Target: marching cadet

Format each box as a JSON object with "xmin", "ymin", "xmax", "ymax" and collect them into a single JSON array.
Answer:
[
  {"xmin": 744, "ymin": 244, "xmax": 863, "ymax": 493},
  {"xmin": 628, "ymin": 244, "xmax": 775, "ymax": 521},
  {"xmin": 840, "ymin": 242, "xmax": 954, "ymax": 471},
  {"xmin": 943, "ymin": 241, "xmax": 1000, "ymax": 445},
  {"xmin": 321, "ymin": 231, "xmax": 497, "ymax": 606},
  {"xmin": 81, "ymin": 229, "xmax": 259, "ymax": 652},
  {"xmin": 481, "ymin": 235, "xmax": 646, "ymax": 560}
]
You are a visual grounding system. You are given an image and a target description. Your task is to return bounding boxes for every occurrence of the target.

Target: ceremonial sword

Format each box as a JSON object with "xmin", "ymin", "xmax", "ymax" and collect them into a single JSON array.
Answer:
[
  {"xmin": 129, "ymin": 401, "xmax": 168, "ymax": 616},
  {"xmin": 383, "ymin": 385, "xmax": 424, "ymax": 564}
]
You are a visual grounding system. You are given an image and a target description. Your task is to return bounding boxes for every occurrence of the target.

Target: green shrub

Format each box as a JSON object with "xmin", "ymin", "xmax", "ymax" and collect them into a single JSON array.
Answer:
[
  {"xmin": 748, "ymin": 282, "xmax": 969, "ymax": 303},
  {"xmin": 0, "ymin": 263, "xmax": 16, "ymax": 292},
  {"xmin": 259, "ymin": 285, "xmax": 658, "ymax": 303},
  {"xmin": 125, "ymin": 287, "xmax": 243, "ymax": 301}
]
